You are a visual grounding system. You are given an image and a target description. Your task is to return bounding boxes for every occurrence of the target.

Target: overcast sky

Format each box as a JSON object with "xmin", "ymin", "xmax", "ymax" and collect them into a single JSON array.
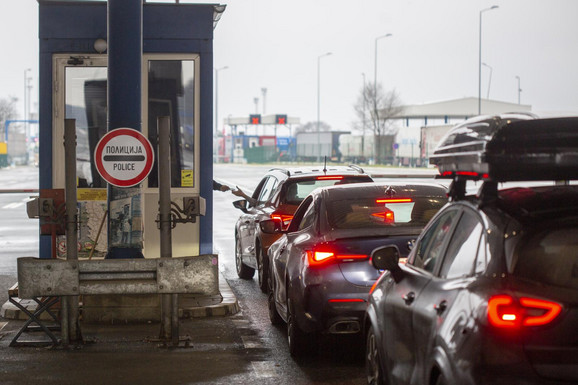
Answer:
[{"xmin": 2, "ymin": 0, "xmax": 578, "ymax": 132}]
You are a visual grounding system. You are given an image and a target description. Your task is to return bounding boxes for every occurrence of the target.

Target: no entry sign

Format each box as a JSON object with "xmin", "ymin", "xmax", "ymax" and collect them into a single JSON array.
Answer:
[{"xmin": 94, "ymin": 128, "xmax": 154, "ymax": 187}]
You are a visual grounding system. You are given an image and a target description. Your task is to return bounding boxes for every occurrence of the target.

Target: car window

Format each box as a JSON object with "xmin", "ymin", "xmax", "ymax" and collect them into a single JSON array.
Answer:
[
  {"xmin": 287, "ymin": 196, "xmax": 313, "ymax": 232},
  {"xmin": 439, "ymin": 210, "xmax": 483, "ymax": 279},
  {"xmin": 327, "ymin": 196, "xmax": 446, "ymax": 229},
  {"xmin": 298, "ymin": 199, "xmax": 317, "ymax": 231},
  {"xmin": 410, "ymin": 209, "xmax": 460, "ymax": 273},
  {"xmin": 283, "ymin": 176, "xmax": 370, "ymax": 205},
  {"xmin": 514, "ymin": 226, "xmax": 578, "ymax": 290},
  {"xmin": 257, "ymin": 176, "xmax": 278, "ymax": 204}
]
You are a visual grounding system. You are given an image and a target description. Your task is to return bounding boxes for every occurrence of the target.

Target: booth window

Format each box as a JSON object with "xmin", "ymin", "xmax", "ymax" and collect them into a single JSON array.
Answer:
[
  {"xmin": 147, "ymin": 60, "xmax": 196, "ymax": 188},
  {"xmin": 65, "ymin": 66, "xmax": 108, "ymax": 188}
]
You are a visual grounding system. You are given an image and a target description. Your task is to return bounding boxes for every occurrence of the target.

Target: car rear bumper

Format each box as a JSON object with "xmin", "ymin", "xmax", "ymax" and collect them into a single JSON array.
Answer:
[{"xmin": 296, "ymin": 280, "xmax": 370, "ymax": 335}]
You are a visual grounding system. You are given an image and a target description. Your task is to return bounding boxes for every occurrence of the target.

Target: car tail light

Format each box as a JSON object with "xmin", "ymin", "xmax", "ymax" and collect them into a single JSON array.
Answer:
[
  {"xmin": 306, "ymin": 249, "xmax": 367, "ymax": 266},
  {"xmin": 440, "ymin": 170, "xmax": 490, "ymax": 179},
  {"xmin": 328, "ymin": 298, "xmax": 366, "ymax": 303},
  {"xmin": 487, "ymin": 295, "xmax": 562, "ymax": 328},
  {"xmin": 316, "ymin": 175, "xmax": 343, "ymax": 180},
  {"xmin": 371, "ymin": 210, "xmax": 395, "ymax": 223},
  {"xmin": 375, "ymin": 198, "xmax": 413, "ymax": 204},
  {"xmin": 271, "ymin": 212, "xmax": 293, "ymax": 229}
]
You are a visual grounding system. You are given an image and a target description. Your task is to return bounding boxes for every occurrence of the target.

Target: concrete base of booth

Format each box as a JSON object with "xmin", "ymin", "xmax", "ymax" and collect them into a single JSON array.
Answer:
[{"xmin": 1, "ymin": 272, "xmax": 239, "ymax": 323}]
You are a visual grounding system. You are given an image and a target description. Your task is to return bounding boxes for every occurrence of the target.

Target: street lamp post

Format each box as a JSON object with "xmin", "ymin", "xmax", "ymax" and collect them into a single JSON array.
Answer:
[
  {"xmin": 515, "ymin": 75, "xmax": 522, "ymax": 104},
  {"xmin": 482, "ymin": 62, "xmax": 493, "ymax": 99},
  {"xmin": 478, "ymin": 5, "xmax": 498, "ymax": 115},
  {"xmin": 317, "ymin": 52, "xmax": 332, "ymax": 162},
  {"xmin": 214, "ymin": 66, "xmax": 228, "ymax": 162},
  {"xmin": 362, "ymin": 73, "xmax": 366, "ymax": 160},
  {"xmin": 374, "ymin": 33, "xmax": 392, "ymax": 98}
]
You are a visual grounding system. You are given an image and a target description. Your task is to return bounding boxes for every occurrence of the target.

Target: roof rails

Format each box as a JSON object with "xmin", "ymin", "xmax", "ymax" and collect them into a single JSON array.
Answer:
[
  {"xmin": 268, "ymin": 168, "xmax": 291, "ymax": 176},
  {"xmin": 348, "ymin": 164, "xmax": 365, "ymax": 174}
]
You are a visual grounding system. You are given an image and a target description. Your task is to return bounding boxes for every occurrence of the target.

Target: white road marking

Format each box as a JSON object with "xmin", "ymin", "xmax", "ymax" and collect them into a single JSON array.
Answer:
[
  {"xmin": 251, "ymin": 361, "xmax": 278, "ymax": 378},
  {"xmin": 3, "ymin": 202, "xmax": 24, "ymax": 209},
  {"xmin": 241, "ymin": 335, "xmax": 262, "ymax": 349}
]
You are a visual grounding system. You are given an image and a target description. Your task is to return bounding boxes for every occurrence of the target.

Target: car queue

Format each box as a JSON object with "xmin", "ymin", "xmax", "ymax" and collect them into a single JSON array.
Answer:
[{"xmin": 230, "ymin": 114, "xmax": 578, "ymax": 385}]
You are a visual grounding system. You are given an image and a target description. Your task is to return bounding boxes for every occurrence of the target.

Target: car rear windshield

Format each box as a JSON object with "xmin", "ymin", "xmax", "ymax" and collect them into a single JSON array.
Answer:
[
  {"xmin": 327, "ymin": 196, "xmax": 446, "ymax": 229},
  {"xmin": 514, "ymin": 227, "xmax": 578, "ymax": 290},
  {"xmin": 284, "ymin": 177, "xmax": 371, "ymax": 205}
]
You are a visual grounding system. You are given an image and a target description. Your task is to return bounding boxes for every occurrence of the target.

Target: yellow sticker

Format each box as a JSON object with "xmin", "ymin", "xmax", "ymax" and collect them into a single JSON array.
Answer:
[
  {"xmin": 77, "ymin": 188, "xmax": 108, "ymax": 201},
  {"xmin": 181, "ymin": 169, "xmax": 194, "ymax": 187},
  {"xmin": 0, "ymin": 142, "xmax": 7, "ymax": 155}
]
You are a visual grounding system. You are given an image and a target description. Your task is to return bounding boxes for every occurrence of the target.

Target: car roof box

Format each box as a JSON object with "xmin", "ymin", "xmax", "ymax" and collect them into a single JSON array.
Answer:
[{"xmin": 430, "ymin": 114, "xmax": 578, "ymax": 182}]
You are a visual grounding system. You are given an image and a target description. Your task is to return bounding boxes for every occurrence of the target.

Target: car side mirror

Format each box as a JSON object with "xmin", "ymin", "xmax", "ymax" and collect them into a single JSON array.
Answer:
[
  {"xmin": 371, "ymin": 245, "xmax": 404, "ymax": 283},
  {"xmin": 233, "ymin": 199, "xmax": 248, "ymax": 213},
  {"xmin": 259, "ymin": 219, "xmax": 283, "ymax": 234}
]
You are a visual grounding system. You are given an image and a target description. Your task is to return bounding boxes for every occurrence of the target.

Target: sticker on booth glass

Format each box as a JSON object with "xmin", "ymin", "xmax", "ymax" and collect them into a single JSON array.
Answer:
[{"xmin": 181, "ymin": 169, "xmax": 194, "ymax": 187}]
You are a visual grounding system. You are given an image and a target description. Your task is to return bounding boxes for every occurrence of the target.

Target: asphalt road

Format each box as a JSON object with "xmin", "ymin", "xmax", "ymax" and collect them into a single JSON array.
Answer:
[{"xmin": 0, "ymin": 164, "xmax": 368, "ymax": 385}]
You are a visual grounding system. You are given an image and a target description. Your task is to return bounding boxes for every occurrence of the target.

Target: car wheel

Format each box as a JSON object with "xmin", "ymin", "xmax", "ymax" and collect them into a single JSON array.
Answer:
[
  {"xmin": 268, "ymin": 288, "xmax": 283, "ymax": 325},
  {"xmin": 287, "ymin": 298, "xmax": 311, "ymax": 357},
  {"xmin": 235, "ymin": 233, "xmax": 255, "ymax": 279},
  {"xmin": 366, "ymin": 326, "xmax": 386, "ymax": 385},
  {"xmin": 434, "ymin": 373, "xmax": 448, "ymax": 385},
  {"xmin": 257, "ymin": 246, "xmax": 269, "ymax": 293}
]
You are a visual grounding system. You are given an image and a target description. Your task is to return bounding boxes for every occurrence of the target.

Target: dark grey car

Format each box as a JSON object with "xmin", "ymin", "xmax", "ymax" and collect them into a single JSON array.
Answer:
[
  {"xmin": 266, "ymin": 182, "xmax": 448, "ymax": 357},
  {"xmin": 364, "ymin": 115, "xmax": 578, "ymax": 385}
]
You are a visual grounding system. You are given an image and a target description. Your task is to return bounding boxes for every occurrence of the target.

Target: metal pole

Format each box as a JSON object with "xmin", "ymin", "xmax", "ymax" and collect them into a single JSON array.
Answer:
[
  {"xmin": 362, "ymin": 73, "xmax": 366, "ymax": 160},
  {"xmin": 516, "ymin": 75, "xmax": 521, "ymax": 104},
  {"xmin": 107, "ymin": 0, "xmax": 144, "ymax": 259},
  {"xmin": 64, "ymin": 119, "xmax": 80, "ymax": 343},
  {"xmin": 214, "ymin": 66, "xmax": 228, "ymax": 162},
  {"xmin": 261, "ymin": 87, "xmax": 267, "ymax": 116},
  {"xmin": 478, "ymin": 6, "xmax": 498, "ymax": 115},
  {"xmin": 482, "ymin": 62, "xmax": 492, "ymax": 99},
  {"xmin": 317, "ymin": 52, "xmax": 331, "ymax": 162},
  {"xmin": 158, "ymin": 116, "xmax": 177, "ymax": 344}
]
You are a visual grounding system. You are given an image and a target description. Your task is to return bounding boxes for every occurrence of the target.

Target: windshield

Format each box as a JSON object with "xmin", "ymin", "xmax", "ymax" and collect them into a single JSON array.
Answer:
[{"xmin": 328, "ymin": 196, "xmax": 446, "ymax": 229}]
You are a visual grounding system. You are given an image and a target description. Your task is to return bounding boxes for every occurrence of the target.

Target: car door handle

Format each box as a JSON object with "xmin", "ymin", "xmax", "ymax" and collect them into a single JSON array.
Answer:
[
  {"xmin": 402, "ymin": 292, "xmax": 415, "ymax": 305},
  {"xmin": 434, "ymin": 300, "xmax": 447, "ymax": 314}
]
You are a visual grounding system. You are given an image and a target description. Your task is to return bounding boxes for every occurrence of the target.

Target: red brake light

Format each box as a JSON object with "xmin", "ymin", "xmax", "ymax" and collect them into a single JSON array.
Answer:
[
  {"xmin": 519, "ymin": 297, "xmax": 562, "ymax": 326},
  {"xmin": 440, "ymin": 171, "xmax": 490, "ymax": 179},
  {"xmin": 375, "ymin": 198, "xmax": 413, "ymax": 204},
  {"xmin": 328, "ymin": 298, "xmax": 365, "ymax": 303},
  {"xmin": 316, "ymin": 175, "xmax": 344, "ymax": 180},
  {"xmin": 307, "ymin": 250, "xmax": 335, "ymax": 266},
  {"xmin": 271, "ymin": 213, "xmax": 293, "ymax": 229},
  {"xmin": 487, "ymin": 295, "xmax": 562, "ymax": 328},
  {"xmin": 306, "ymin": 249, "xmax": 367, "ymax": 266}
]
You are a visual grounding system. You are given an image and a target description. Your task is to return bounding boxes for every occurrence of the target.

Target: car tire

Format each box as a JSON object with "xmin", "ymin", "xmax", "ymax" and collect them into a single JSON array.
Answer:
[
  {"xmin": 268, "ymin": 289, "xmax": 283, "ymax": 325},
  {"xmin": 435, "ymin": 373, "xmax": 448, "ymax": 385},
  {"xmin": 287, "ymin": 297, "xmax": 311, "ymax": 358},
  {"xmin": 366, "ymin": 326, "xmax": 386, "ymax": 385},
  {"xmin": 235, "ymin": 233, "xmax": 255, "ymax": 279},
  {"xmin": 257, "ymin": 246, "xmax": 269, "ymax": 293}
]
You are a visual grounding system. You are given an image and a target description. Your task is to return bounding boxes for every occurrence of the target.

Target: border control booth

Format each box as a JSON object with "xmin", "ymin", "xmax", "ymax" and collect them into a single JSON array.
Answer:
[{"xmin": 16, "ymin": 0, "xmax": 226, "ymax": 343}]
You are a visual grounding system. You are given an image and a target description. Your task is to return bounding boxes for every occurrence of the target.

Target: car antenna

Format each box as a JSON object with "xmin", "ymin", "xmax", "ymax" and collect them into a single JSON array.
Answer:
[{"xmin": 323, "ymin": 156, "xmax": 327, "ymax": 174}]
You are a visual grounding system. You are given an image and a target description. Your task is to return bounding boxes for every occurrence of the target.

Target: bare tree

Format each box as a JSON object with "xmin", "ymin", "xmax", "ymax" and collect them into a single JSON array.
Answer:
[
  {"xmin": 0, "ymin": 96, "xmax": 18, "ymax": 140},
  {"xmin": 354, "ymin": 83, "xmax": 402, "ymax": 164},
  {"xmin": 294, "ymin": 121, "xmax": 331, "ymax": 135}
]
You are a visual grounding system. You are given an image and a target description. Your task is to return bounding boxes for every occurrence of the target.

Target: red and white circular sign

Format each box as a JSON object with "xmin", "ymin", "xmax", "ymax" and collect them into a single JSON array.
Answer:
[{"xmin": 94, "ymin": 128, "xmax": 154, "ymax": 187}]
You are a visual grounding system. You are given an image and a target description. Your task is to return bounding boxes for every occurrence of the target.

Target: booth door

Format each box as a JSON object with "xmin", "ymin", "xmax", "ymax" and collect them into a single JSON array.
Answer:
[{"xmin": 52, "ymin": 54, "xmax": 201, "ymax": 258}]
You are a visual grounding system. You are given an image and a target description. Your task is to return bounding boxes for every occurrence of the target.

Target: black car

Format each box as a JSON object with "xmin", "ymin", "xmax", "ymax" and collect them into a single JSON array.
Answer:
[
  {"xmin": 266, "ymin": 182, "xmax": 448, "ymax": 357},
  {"xmin": 364, "ymin": 114, "xmax": 578, "ymax": 385},
  {"xmin": 233, "ymin": 165, "xmax": 373, "ymax": 292}
]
